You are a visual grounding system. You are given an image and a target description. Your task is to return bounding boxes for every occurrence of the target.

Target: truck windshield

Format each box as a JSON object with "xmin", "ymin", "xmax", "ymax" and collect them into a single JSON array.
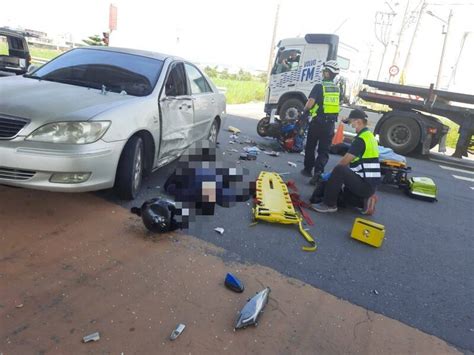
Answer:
[{"xmin": 28, "ymin": 48, "xmax": 163, "ymax": 97}]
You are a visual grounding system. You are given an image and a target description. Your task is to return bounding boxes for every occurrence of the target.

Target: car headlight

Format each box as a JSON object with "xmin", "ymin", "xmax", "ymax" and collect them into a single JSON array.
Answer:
[{"xmin": 25, "ymin": 121, "xmax": 111, "ymax": 144}]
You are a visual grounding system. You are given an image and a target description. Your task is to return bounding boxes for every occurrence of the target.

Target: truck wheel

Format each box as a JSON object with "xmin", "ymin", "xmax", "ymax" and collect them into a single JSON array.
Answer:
[
  {"xmin": 280, "ymin": 98, "xmax": 304, "ymax": 121},
  {"xmin": 115, "ymin": 136, "xmax": 144, "ymax": 200},
  {"xmin": 257, "ymin": 117, "xmax": 270, "ymax": 137},
  {"xmin": 379, "ymin": 117, "xmax": 421, "ymax": 155}
]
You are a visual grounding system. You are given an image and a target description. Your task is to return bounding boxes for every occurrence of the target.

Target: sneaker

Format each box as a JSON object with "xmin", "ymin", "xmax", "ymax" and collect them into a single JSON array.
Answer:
[
  {"xmin": 311, "ymin": 202, "xmax": 338, "ymax": 213},
  {"xmin": 300, "ymin": 169, "xmax": 312, "ymax": 177},
  {"xmin": 361, "ymin": 194, "xmax": 378, "ymax": 215}
]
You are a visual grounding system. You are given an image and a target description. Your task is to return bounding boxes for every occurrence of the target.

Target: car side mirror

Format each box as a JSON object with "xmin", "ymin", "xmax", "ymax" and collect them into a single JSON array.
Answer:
[{"xmin": 27, "ymin": 64, "xmax": 38, "ymax": 74}]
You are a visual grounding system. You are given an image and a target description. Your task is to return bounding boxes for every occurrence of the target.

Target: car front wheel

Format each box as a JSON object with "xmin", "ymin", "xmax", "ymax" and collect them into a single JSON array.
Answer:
[
  {"xmin": 115, "ymin": 136, "xmax": 144, "ymax": 200},
  {"xmin": 208, "ymin": 119, "xmax": 219, "ymax": 144}
]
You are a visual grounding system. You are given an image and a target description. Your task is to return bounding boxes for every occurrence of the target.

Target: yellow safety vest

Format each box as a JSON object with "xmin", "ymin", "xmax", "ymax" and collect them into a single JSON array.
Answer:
[
  {"xmin": 350, "ymin": 129, "xmax": 381, "ymax": 182},
  {"xmin": 309, "ymin": 81, "xmax": 340, "ymax": 117}
]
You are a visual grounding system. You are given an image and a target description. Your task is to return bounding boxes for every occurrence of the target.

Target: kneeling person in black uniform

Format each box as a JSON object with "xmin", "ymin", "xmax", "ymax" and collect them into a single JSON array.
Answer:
[{"xmin": 312, "ymin": 109, "xmax": 380, "ymax": 214}]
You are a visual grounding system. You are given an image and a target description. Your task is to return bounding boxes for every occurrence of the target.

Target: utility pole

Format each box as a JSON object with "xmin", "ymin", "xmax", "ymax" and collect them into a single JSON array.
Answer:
[
  {"xmin": 391, "ymin": 0, "xmax": 411, "ymax": 69},
  {"xmin": 448, "ymin": 31, "xmax": 471, "ymax": 89},
  {"xmin": 401, "ymin": 0, "xmax": 426, "ymax": 84},
  {"xmin": 374, "ymin": 7, "xmax": 396, "ymax": 81},
  {"xmin": 267, "ymin": 3, "xmax": 280, "ymax": 79},
  {"xmin": 435, "ymin": 9, "xmax": 453, "ymax": 89}
]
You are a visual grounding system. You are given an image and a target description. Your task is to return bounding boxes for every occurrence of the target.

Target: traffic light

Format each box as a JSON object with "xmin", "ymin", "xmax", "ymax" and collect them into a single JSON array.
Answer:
[{"xmin": 102, "ymin": 32, "xmax": 109, "ymax": 46}]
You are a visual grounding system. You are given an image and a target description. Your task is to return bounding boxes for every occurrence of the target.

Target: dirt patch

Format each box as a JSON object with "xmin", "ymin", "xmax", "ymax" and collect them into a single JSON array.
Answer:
[{"xmin": 0, "ymin": 186, "xmax": 459, "ymax": 354}]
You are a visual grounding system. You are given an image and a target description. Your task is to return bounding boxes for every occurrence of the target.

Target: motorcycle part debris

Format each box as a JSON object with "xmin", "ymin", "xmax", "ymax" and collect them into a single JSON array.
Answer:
[
  {"xmin": 234, "ymin": 287, "xmax": 271, "ymax": 329},
  {"xmin": 214, "ymin": 227, "xmax": 225, "ymax": 234},
  {"xmin": 83, "ymin": 332, "xmax": 100, "ymax": 343},
  {"xmin": 170, "ymin": 323, "xmax": 186, "ymax": 340},
  {"xmin": 225, "ymin": 273, "xmax": 244, "ymax": 293}
]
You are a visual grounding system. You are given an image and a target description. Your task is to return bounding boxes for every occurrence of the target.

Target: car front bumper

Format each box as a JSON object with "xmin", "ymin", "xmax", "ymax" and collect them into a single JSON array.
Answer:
[{"xmin": 0, "ymin": 138, "xmax": 125, "ymax": 192}]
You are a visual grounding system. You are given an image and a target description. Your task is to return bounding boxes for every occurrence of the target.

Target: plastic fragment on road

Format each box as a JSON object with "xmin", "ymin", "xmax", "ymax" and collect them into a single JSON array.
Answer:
[
  {"xmin": 228, "ymin": 126, "xmax": 241, "ymax": 134},
  {"xmin": 214, "ymin": 227, "xmax": 225, "ymax": 234},
  {"xmin": 288, "ymin": 162, "xmax": 297, "ymax": 167},
  {"xmin": 234, "ymin": 287, "xmax": 271, "ymax": 329},
  {"xmin": 170, "ymin": 323, "xmax": 186, "ymax": 340},
  {"xmin": 225, "ymin": 273, "xmax": 244, "ymax": 293},
  {"xmin": 83, "ymin": 332, "xmax": 100, "ymax": 343},
  {"xmin": 373, "ymin": 289, "xmax": 379, "ymax": 295},
  {"xmin": 264, "ymin": 151, "xmax": 280, "ymax": 157},
  {"xmin": 243, "ymin": 146, "xmax": 261, "ymax": 154}
]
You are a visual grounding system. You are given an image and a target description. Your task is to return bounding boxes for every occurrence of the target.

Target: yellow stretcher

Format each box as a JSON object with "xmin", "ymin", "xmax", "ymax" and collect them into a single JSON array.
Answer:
[{"xmin": 253, "ymin": 171, "xmax": 317, "ymax": 252}]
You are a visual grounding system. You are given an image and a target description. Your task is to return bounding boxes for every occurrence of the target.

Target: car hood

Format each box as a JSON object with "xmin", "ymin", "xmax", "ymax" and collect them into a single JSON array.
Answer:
[{"xmin": 0, "ymin": 76, "xmax": 138, "ymax": 124}]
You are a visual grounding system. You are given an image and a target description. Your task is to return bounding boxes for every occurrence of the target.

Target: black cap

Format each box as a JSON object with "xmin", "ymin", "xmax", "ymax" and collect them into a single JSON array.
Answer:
[{"xmin": 348, "ymin": 109, "xmax": 368, "ymax": 120}]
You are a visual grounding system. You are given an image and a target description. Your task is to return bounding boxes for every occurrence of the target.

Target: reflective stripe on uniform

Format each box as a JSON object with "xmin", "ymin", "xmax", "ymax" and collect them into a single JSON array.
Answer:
[{"xmin": 364, "ymin": 172, "xmax": 382, "ymax": 178}]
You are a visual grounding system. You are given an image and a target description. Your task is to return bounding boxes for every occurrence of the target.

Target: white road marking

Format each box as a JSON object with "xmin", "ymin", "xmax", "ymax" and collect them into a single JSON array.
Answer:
[
  {"xmin": 430, "ymin": 157, "xmax": 474, "ymax": 168},
  {"xmin": 439, "ymin": 165, "xmax": 474, "ymax": 175},
  {"xmin": 452, "ymin": 175, "xmax": 474, "ymax": 182}
]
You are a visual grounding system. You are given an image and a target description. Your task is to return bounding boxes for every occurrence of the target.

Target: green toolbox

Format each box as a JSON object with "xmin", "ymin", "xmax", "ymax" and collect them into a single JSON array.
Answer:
[{"xmin": 407, "ymin": 177, "xmax": 437, "ymax": 202}]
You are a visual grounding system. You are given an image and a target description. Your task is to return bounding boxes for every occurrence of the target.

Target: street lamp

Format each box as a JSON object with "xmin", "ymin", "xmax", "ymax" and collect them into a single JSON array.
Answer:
[{"xmin": 427, "ymin": 9, "xmax": 453, "ymax": 89}]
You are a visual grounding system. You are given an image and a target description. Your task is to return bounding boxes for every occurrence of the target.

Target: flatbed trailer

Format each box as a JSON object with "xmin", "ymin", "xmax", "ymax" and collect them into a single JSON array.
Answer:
[{"xmin": 358, "ymin": 80, "xmax": 474, "ymax": 157}]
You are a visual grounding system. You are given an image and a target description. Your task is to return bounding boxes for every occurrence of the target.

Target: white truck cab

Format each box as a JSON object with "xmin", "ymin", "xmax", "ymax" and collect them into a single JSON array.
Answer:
[{"xmin": 264, "ymin": 34, "xmax": 357, "ymax": 120}]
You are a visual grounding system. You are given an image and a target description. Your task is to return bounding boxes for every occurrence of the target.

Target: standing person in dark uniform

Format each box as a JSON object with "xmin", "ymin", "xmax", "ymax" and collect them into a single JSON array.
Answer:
[
  {"xmin": 300, "ymin": 60, "xmax": 341, "ymax": 185},
  {"xmin": 311, "ymin": 109, "xmax": 381, "ymax": 214}
]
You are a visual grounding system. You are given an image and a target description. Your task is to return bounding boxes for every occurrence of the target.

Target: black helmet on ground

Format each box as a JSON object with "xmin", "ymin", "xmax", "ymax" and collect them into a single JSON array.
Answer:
[{"xmin": 131, "ymin": 198, "xmax": 181, "ymax": 233}]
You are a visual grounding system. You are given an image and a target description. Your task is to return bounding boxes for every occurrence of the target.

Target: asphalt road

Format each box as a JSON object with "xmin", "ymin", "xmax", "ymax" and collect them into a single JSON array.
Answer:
[{"xmin": 98, "ymin": 112, "xmax": 474, "ymax": 352}]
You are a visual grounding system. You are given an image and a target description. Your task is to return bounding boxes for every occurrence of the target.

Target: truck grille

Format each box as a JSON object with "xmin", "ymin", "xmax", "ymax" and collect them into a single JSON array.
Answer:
[
  {"xmin": 0, "ymin": 115, "xmax": 30, "ymax": 139},
  {"xmin": 0, "ymin": 167, "xmax": 36, "ymax": 181}
]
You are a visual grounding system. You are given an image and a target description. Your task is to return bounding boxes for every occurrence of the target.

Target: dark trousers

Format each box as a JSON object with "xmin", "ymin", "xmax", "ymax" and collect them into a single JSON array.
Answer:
[
  {"xmin": 323, "ymin": 165, "xmax": 375, "ymax": 207},
  {"xmin": 304, "ymin": 118, "xmax": 335, "ymax": 174}
]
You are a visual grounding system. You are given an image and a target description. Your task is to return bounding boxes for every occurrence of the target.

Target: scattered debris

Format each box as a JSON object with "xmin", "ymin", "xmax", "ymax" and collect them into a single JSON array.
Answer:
[
  {"xmin": 229, "ymin": 141, "xmax": 235, "ymax": 144},
  {"xmin": 300, "ymin": 151, "xmax": 305, "ymax": 155},
  {"xmin": 373, "ymin": 289, "xmax": 379, "ymax": 295},
  {"xmin": 214, "ymin": 227, "xmax": 225, "ymax": 234},
  {"xmin": 244, "ymin": 139, "xmax": 256, "ymax": 144},
  {"xmin": 83, "ymin": 332, "xmax": 100, "ymax": 343},
  {"xmin": 15, "ymin": 304, "xmax": 24, "ymax": 308},
  {"xmin": 229, "ymin": 149, "xmax": 239, "ymax": 153},
  {"xmin": 264, "ymin": 151, "xmax": 280, "ymax": 157},
  {"xmin": 228, "ymin": 126, "xmax": 241, "ymax": 134},
  {"xmin": 225, "ymin": 273, "xmax": 245, "ymax": 293},
  {"xmin": 235, "ymin": 287, "xmax": 271, "ymax": 329},
  {"xmin": 230, "ymin": 134, "xmax": 239, "ymax": 140},
  {"xmin": 277, "ymin": 172, "xmax": 291, "ymax": 176},
  {"xmin": 240, "ymin": 153, "xmax": 257, "ymax": 161},
  {"xmin": 243, "ymin": 146, "xmax": 261, "ymax": 154},
  {"xmin": 170, "ymin": 324, "xmax": 186, "ymax": 340},
  {"xmin": 288, "ymin": 162, "xmax": 297, "ymax": 167}
]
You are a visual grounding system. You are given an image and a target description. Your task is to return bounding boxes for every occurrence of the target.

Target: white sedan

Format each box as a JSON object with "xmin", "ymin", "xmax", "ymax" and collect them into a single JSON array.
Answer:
[{"xmin": 0, "ymin": 46, "xmax": 226, "ymax": 199}]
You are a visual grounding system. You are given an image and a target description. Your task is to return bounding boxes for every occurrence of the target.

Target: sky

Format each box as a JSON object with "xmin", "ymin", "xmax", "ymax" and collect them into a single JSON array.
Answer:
[{"xmin": 1, "ymin": 0, "xmax": 473, "ymax": 92}]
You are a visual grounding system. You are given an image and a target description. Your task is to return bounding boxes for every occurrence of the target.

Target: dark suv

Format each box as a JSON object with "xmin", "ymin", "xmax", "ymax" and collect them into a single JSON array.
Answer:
[{"xmin": 0, "ymin": 28, "xmax": 31, "ymax": 77}]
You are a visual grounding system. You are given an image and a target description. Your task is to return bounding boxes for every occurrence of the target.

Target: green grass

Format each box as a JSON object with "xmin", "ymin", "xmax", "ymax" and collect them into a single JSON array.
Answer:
[
  {"xmin": 211, "ymin": 78, "xmax": 265, "ymax": 104},
  {"xmin": 0, "ymin": 42, "xmax": 61, "ymax": 63},
  {"xmin": 30, "ymin": 46, "xmax": 62, "ymax": 60}
]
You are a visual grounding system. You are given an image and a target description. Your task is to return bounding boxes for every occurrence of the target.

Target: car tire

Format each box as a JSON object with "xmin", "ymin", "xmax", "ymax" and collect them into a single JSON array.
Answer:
[
  {"xmin": 115, "ymin": 136, "xmax": 144, "ymax": 200},
  {"xmin": 208, "ymin": 119, "xmax": 219, "ymax": 144},
  {"xmin": 279, "ymin": 98, "xmax": 304, "ymax": 121},
  {"xmin": 379, "ymin": 117, "xmax": 421, "ymax": 155}
]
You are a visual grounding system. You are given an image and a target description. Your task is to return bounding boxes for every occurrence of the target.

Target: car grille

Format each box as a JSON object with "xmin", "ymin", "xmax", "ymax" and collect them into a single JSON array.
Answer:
[
  {"xmin": 0, "ymin": 115, "xmax": 30, "ymax": 139},
  {"xmin": 0, "ymin": 167, "xmax": 36, "ymax": 181}
]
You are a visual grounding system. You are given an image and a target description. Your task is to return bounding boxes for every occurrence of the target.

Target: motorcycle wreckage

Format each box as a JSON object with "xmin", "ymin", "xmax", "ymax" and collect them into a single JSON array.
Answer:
[{"xmin": 256, "ymin": 111, "xmax": 309, "ymax": 153}]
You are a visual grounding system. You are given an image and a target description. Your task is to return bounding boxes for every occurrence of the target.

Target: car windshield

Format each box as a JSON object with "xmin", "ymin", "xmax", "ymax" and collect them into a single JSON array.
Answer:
[{"xmin": 28, "ymin": 48, "xmax": 163, "ymax": 97}]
